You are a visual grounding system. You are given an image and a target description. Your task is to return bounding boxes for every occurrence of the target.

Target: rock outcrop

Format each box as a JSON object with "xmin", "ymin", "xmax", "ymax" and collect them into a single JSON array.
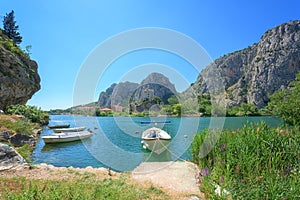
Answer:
[
  {"xmin": 0, "ymin": 143, "xmax": 26, "ymax": 171},
  {"xmin": 9, "ymin": 133, "xmax": 36, "ymax": 147},
  {"xmin": 190, "ymin": 20, "xmax": 300, "ymax": 108},
  {"xmin": 131, "ymin": 72, "xmax": 177, "ymax": 104},
  {"xmin": 98, "ymin": 73, "xmax": 177, "ymax": 108},
  {"xmin": 0, "ymin": 30, "xmax": 40, "ymax": 110}
]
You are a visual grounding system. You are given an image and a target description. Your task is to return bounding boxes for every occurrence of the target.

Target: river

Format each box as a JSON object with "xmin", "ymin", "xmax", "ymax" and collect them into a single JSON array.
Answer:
[{"xmin": 31, "ymin": 115, "xmax": 282, "ymax": 172}]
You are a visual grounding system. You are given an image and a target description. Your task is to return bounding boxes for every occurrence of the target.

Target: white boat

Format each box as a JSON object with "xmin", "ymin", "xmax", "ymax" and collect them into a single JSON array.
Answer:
[
  {"xmin": 48, "ymin": 124, "xmax": 70, "ymax": 129},
  {"xmin": 53, "ymin": 126, "xmax": 86, "ymax": 133},
  {"xmin": 141, "ymin": 127, "xmax": 171, "ymax": 155},
  {"xmin": 42, "ymin": 130, "xmax": 93, "ymax": 144}
]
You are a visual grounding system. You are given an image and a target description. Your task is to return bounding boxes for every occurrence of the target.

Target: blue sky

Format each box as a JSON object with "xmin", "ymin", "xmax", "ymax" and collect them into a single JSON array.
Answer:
[{"xmin": 1, "ymin": 0, "xmax": 300, "ymax": 110}]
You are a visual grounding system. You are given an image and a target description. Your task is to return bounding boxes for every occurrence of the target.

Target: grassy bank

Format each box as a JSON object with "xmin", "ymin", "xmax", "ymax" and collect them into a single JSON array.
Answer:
[
  {"xmin": 191, "ymin": 123, "xmax": 300, "ymax": 199},
  {"xmin": 0, "ymin": 174, "xmax": 168, "ymax": 200},
  {"xmin": 0, "ymin": 114, "xmax": 39, "ymax": 161},
  {"xmin": 0, "ymin": 115, "xmax": 38, "ymax": 135}
]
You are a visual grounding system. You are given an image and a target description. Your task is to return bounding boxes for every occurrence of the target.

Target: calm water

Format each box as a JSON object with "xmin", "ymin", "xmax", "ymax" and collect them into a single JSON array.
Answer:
[{"xmin": 31, "ymin": 115, "xmax": 283, "ymax": 172}]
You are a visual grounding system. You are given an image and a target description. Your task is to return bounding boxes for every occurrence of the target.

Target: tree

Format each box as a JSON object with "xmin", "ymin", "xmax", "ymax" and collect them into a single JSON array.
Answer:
[
  {"xmin": 173, "ymin": 103, "xmax": 182, "ymax": 116},
  {"xmin": 198, "ymin": 94, "xmax": 211, "ymax": 115},
  {"xmin": 2, "ymin": 10, "xmax": 22, "ymax": 44},
  {"xmin": 168, "ymin": 95, "xmax": 179, "ymax": 105},
  {"xmin": 267, "ymin": 72, "xmax": 300, "ymax": 126}
]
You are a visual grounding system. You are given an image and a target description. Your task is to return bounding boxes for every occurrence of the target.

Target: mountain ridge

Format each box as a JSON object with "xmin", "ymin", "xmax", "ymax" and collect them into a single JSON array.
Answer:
[
  {"xmin": 97, "ymin": 72, "xmax": 177, "ymax": 108},
  {"xmin": 189, "ymin": 20, "xmax": 300, "ymax": 108}
]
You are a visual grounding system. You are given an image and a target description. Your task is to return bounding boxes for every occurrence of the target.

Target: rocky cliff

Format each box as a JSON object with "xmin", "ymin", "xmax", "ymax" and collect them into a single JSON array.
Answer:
[
  {"xmin": 0, "ymin": 30, "xmax": 40, "ymax": 110},
  {"xmin": 98, "ymin": 72, "xmax": 177, "ymax": 108},
  {"xmin": 131, "ymin": 72, "xmax": 177, "ymax": 104},
  {"xmin": 190, "ymin": 20, "xmax": 300, "ymax": 108}
]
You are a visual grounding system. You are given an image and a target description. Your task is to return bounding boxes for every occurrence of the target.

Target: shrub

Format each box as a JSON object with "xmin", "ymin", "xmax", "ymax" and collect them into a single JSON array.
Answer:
[{"xmin": 6, "ymin": 104, "xmax": 49, "ymax": 125}]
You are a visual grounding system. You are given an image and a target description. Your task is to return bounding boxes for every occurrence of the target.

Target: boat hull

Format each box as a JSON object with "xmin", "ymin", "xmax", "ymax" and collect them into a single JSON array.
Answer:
[
  {"xmin": 48, "ymin": 124, "xmax": 70, "ymax": 129},
  {"xmin": 53, "ymin": 126, "xmax": 86, "ymax": 133},
  {"xmin": 42, "ymin": 131, "xmax": 92, "ymax": 144},
  {"xmin": 141, "ymin": 127, "xmax": 171, "ymax": 155},
  {"xmin": 142, "ymin": 138, "xmax": 170, "ymax": 155}
]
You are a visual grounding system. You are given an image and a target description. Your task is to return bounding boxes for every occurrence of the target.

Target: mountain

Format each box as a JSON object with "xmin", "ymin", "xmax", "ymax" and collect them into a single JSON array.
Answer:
[
  {"xmin": 131, "ymin": 72, "xmax": 177, "ymax": 104},
  {"xmin": 97, "ymin": 72, "xmax": 177, "ymax": 108},
  {"xmin": 0, "ymin": 30, "xmax": 40, "ymax": 111},
  {"xmin": 189, "ymin": 20, "xmax": 300, "ymax": 108},
  {"xmin": 98, "ymin": 82, "xmax": 139, "ymax": 108}
]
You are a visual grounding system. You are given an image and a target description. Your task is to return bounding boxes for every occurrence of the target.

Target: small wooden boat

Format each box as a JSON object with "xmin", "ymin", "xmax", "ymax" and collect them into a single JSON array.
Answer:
[
  {"xmin": 48, "ymin": 124, "xmax": 70, "ymax": 129},
  {"xmin": 42, "ymin": 130, "xmax": 93, "ymax": 144},
  {"xmin": 141, "ymin": 127, "xmax": 171, "ymax": 155},
  {"xmin": 53, "ymin": 126, "xmax": 86, "ymax": 133}
]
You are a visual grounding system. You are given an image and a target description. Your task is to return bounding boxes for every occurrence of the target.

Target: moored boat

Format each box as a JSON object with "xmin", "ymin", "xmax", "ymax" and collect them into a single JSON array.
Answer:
[
  {"xmin": 53, "ymin": 126, "xmax": 86, "ymax": 133},
  {"xmin": 42, "ymin": 130, "xmax": 93, "ymax": 144},
  {"xmin": 141, "ymin": 127, "xmax": 171, "ymax": 155},
  {"xmin": 48, "ymin": 124, "xmax": 70, "ymax": 129}
]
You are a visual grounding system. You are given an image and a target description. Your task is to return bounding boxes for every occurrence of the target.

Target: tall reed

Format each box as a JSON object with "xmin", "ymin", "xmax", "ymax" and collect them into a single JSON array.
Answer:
[{"xmin": 192, "ymin": 122, "xmax": 300, "ymax": 199}]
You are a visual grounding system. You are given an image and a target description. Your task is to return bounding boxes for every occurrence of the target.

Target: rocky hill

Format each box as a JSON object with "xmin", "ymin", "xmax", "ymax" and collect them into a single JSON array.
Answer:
[
  {"xmin": 97, "ymin": 72, "xmax": 177, "ymax": 108},
  {"xmin": 0, "ymin": 30, "xmax": 40, "ymax": 110},
  {"xmin": 190, "ymin": 20, "xmax": 300, "ymax": 108}
]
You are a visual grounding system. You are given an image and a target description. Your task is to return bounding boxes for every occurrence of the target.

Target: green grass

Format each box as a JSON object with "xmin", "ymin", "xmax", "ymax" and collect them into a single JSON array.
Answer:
[
  {"xmin": 15, "ymin": 144, "xmax": 33, "ymax": 161},
  {"xmin": 0, "ymin": 175, "xmax": 169, "ymax": 200},
  {"xmin": 191, "ymin": 122, "xmax": 300, "ymax": 199},
  {"xmin": 0, "ymin": 115, "xmax": 38, "ymax": 135}
]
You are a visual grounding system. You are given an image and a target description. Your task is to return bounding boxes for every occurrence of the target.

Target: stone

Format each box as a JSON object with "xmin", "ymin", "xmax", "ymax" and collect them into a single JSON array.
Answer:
[
  {"xmin": 0, "ymin": 143, "xmax": 26, "ymax": 171},
  {"xmin": 9, "ymin": 133, "xmax": 36, "ymax": 147},
  {"xmin": 0, "ymin": 130, "xmax": 11, "ymax": 142}
]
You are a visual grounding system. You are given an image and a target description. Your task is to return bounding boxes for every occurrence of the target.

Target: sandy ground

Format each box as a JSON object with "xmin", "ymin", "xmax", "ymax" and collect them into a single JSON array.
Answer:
[{"xmin": 132, "ymin": 161, "xmax": 205, "ymax": 200}]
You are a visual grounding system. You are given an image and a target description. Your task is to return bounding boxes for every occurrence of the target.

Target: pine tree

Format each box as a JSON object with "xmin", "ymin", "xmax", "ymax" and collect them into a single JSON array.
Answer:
[{"xmin": 2, "ymin": 10, "xmax": 22, "ymax": 45}]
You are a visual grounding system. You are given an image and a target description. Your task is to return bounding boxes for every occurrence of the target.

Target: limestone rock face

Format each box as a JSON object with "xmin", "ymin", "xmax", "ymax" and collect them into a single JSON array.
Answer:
[
  {"xmin": 0, "ymin": 30, "xmax": 40, "ymax": 110},
  {"xmin": 190, "ymin": 20, "xmax": 300, "ymax": 108},
  {"xmin": 132, "ymin": 72, "xmax": 177, "ymax": 104},
  {"xmin": 98, "ymin": 73, "xmax": 177, "ymax": 107}
]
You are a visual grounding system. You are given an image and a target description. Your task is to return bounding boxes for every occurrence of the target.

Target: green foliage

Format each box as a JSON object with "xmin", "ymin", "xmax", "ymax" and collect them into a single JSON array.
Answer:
[
  {"xmin": 191, "ymin": 123, "xmax": 300, "ymax": 199},
  {"xmin": 2, "ymin": 10, "xmax": 22, "ymax": 44},
  {"xmin": 267, "ymin": 72, "xmax": 300, "ymax": 126},
  {"xmin": 167, "ymin": 95, "xmax": 179, "ymax": 105},
  {"xmin": 95, "ymin": 110, "xmax": 113, "ymax": 117},
  {"xmin": 6, "ymin": 105, "xmax": 49, "ymax": 125},
  {"xmin": 16, "ymin": 144, "xmax": 33, "ymax": 161},
  {"xmin": 227, "ymin": 103, "xmax": 259, "ymax": 116},
  {"xmin": 153, "ymin": 96, "xmax": 162, "ymax": 105},
  {"xmin": 0, "ymin": 176, "xmax": 168, "ymax": 200},
  {"xmin": 172, "ymin": 103, "xmax": 182, "ymax": 116},
  {"xmin": 198, "ymin": 94, "xmax": 212, "ymax": 115}
]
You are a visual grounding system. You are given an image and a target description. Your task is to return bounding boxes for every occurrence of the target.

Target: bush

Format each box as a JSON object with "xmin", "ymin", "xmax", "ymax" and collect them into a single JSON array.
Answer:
[
  {"xmin": 267, "ymin": 72, "xmax": 300, "ymax": 126},
  {"xmin": 6, "ymin": 105, "xmax": 49, "ymax": 125},
  {"xmin": 191, "ymin": 123, "xmax": 300, "ymax": 199}
]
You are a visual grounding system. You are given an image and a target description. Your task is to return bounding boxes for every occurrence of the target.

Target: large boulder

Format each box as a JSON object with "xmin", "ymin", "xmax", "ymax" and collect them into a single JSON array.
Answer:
[
  {"xmin": 0, "ymin": 143, "xmax": 26, "ymax": 171},
  {"xmin": 9, "ymin": 133, "xmax": 36, "ymax": 147}
]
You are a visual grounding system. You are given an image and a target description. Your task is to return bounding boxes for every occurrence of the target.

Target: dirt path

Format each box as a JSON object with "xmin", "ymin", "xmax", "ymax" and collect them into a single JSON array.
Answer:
[{"xmin": 132, "ymin": 161, "xmax": 205, "ymax": 199}]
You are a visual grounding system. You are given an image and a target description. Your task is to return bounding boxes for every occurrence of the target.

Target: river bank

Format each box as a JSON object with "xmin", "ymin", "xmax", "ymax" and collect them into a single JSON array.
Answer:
[{"xmin": 0, "ymin": 161, "xmax": 204, "ymax": 200}]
